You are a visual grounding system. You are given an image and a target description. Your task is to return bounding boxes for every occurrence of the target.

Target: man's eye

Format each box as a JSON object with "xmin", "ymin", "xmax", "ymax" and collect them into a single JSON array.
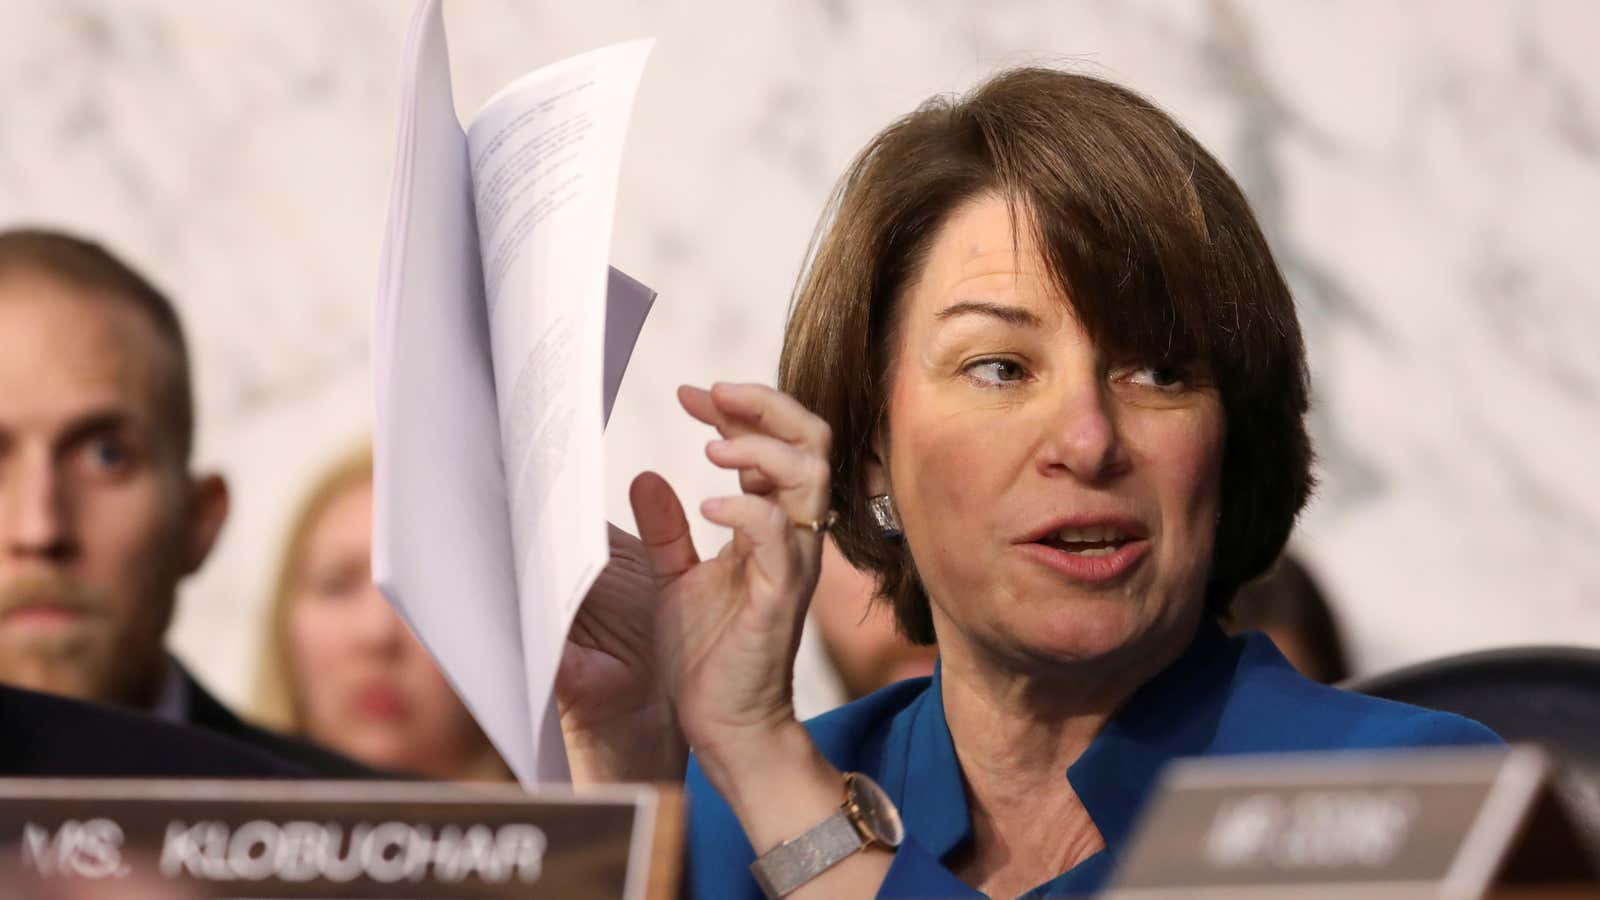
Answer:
[
  {"xmin": 85, "ymin": 436, "xmax": 131, "ymax": 469},
  {"xmin": 964, "ymin": 358, "xmax": 1028, "ymax": 386}
]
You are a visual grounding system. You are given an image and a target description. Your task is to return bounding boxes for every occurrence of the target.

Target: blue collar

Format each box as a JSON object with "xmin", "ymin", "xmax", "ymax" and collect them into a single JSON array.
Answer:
[{"xmin": 885, "ymin": 620, "xmax": 1239, "ymax": 871}]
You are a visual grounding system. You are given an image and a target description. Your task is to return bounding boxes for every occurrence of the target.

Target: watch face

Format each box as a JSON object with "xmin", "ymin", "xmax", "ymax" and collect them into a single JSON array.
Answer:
[{"xmin": 848, "ymin": 774, "xmax": 905, "ymax": 848}]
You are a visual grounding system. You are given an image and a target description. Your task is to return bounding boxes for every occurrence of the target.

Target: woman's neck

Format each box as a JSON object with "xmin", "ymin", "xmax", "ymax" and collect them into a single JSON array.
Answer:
[
  {"xmin": 935, "ymin": 615, "xmax": 1200, "ymax": 894},
  {"xmin": 938, "ymin": 644, "xmax": 1138, "ymax": 826},
  {"xmin": 938, "ymin": 618, "xmax": 1195, "ymax": 788}
]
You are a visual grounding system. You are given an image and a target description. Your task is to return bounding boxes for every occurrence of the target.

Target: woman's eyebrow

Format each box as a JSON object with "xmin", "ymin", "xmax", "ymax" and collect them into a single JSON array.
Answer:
[{"xmin": 934, "ymin": 300, "xmax": 1042, "ymax": 328}]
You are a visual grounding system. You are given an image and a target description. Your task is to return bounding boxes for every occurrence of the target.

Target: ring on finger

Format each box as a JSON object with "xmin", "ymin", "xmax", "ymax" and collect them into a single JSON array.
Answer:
[{"xmin": 791, "ymin": 510, "xmax": 840, "ymax": 534}]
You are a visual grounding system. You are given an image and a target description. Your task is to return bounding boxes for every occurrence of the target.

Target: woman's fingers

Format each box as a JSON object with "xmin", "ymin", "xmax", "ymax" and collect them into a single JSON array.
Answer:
[
  {"xmin": 683, "ymin": 382, "xmax": 834, "ymax": 508},
  {"xmin": 708, "ymin": 382, "xmax": 832, "ymax": 453},
  {"xmin": 679, "ymin": 383, "xmax": 833, "ymax": 457},
  {"xmin": 681, "ymin": 383, "xmax": 832, "ymax": 622},
  {"xmin": 705, "ymin": 434, "xmax": 830, "ymax": 518},
  {"xmin": 629, "ymin": 472, "xmax": 700, "ymax": 582},
  {"xmin": 735, "ymin": 468, "xmax": 779, "ymax": 497},
  {"xmin": 699, "ymin": 494, "xmax": 813, "ymax": 621},
  {"xmin": 677, "ymin": 384, "xmax": 726, "ymax": 432}
]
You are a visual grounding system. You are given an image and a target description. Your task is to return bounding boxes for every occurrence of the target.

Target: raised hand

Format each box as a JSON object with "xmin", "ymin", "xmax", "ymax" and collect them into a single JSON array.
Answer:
[
  {"xmin": 556, "ymin": 524, "xmax": 685, "ymax": 782},
  {"xmin": 633, "ymin": 382, "xmax": 834, "ymax": 773},
  {"xmin": 555, "ymin": 382, "xmax": 835, "ymax": 790}
]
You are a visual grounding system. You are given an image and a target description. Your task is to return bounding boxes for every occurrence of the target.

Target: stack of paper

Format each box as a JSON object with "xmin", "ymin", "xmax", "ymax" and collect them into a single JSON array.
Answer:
[{"xmin": 372, "ymin": 0, "xmax": 653, "ymax": 783}]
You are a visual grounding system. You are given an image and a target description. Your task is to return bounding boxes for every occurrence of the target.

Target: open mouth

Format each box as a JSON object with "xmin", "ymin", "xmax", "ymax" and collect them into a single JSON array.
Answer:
[
  {"xmin": 1033, "ymin": 525, "xmax": 1136, "ymax": 558},
  {"xmin": 1019, "ymin": 518, "xmax": 1150, "ymax": 583}
]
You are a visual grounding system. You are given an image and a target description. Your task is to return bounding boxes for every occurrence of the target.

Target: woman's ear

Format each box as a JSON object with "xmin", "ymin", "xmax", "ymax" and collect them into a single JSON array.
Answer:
[{"xmin": 864, "ymin": 424, "xmax": 890, "ymax": 496}]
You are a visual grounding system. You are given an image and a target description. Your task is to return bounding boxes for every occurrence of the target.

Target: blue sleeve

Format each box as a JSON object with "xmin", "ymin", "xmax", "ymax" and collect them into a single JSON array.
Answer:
[
  {"xmin": 1380, "ymin": 709, "xmax": 1505, "ymax": 748},
  {"xmin": 682, "ymin": 755, "xmax": 762, "ymax": 900}
]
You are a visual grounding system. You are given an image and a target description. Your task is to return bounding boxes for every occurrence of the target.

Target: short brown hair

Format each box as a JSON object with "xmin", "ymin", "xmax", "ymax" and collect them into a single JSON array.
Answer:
[
  {"xmin": 779, "ymin": 68, "xmax": 1313, "ymax": 644},
  {"xmin": 0, "ymin": 228, "xmax": 195, "ymax": 463}
]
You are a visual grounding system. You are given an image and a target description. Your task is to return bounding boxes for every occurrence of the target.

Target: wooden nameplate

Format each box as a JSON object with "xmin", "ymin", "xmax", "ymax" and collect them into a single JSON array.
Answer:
[
  {"xmin": 0, "ymin": 778, "xmax": 681, "ymax": 899},
  {"xmin": 1107, "ymin": 745, "xmax": 1597, "ymax": 899}
]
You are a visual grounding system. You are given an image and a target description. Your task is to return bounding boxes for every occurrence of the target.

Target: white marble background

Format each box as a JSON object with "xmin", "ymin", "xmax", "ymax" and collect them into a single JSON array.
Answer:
[{"xmin": 1, "ymin": 0, "xmax": 1595, "ymax": 716}]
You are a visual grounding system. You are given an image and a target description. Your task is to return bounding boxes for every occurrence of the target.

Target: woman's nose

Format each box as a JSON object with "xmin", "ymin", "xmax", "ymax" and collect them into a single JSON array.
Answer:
[
  {"xmin": 1034, "ymin": 379, "xmax": 1128, "ymax": 483},
  {"xmin": 352, "ymin": 584, "xmax": 406, "ymax": 650}
]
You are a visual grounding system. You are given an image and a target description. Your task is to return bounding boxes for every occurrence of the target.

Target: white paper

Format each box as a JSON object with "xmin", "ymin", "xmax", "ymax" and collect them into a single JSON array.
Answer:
[
  {"xmin": 373, "ymin": 0, "xmax": 653, "ymax": 783},
  {"xmin": 373, "ymin": 0, "xmax": 529, "ymax": 781},
  {"xmin": 465, "ymin": 37, "xmax": 652, "ymax": 783}
]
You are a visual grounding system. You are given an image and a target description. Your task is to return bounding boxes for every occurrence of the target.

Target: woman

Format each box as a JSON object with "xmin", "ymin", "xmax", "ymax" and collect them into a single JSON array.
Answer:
[
  {"xmin": 254, "ymin": 447, "xmax": 511, "ymax": 782},
  {"xmin": 558, "ymin": 68, "xmax": 1498, "ymax": 897},
  {"xmin": 1229, "ymin": 553, "xmax": 1351, "ymax": 684},
  {"xmin": 811, "ymin": 538, "xmax": 938, "ymax": 701}
]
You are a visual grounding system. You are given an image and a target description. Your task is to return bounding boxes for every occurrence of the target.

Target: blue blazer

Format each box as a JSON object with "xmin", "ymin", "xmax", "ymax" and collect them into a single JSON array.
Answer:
[{"xmin": 683, "ymin": 621, "xmax": 1501, "ymax": 897}]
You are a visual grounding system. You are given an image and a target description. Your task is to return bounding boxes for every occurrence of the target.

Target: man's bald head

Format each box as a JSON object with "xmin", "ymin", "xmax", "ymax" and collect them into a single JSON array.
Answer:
[
  {"xmin": 0, "ymin": 228, "xmax": 194, "ymax": 466},
  {"xmin": 0, "ymin": 228, "xmax": 227, "ymax": 709}
]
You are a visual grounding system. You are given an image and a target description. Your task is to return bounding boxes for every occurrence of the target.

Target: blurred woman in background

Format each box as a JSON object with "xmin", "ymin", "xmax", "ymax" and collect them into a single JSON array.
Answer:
[
  {"xmin": 811, "ymin": 538, "xmax": 937, "ymax": 701},
  {"xmin": 253, "ymin": 446, "xmax": 510, "ymax": 782},
  {"xmin": 1228, "ymin": 553, "xmax": 1350, "ymax": 684}
]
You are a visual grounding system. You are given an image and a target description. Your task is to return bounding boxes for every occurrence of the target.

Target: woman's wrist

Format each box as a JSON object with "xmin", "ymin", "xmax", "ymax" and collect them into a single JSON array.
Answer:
[{"xmin": 695, "ymin": 718, "xmax": 846, "ymax": 854}]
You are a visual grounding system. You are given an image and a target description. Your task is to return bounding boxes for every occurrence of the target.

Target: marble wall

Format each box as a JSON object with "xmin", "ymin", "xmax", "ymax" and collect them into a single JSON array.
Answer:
[{"xmin": 1, "ymin": 0, "xmax": 1595, "ymax": 717}]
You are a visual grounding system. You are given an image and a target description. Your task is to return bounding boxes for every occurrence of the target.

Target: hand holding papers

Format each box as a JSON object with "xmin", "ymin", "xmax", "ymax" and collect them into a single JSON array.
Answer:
[{"xmin": 372, "ymin": 0, "xmax": 653, "ymax": 784}]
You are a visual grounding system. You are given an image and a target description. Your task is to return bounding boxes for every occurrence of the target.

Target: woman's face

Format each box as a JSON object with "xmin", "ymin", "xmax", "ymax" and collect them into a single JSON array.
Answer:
[
  {"xmin": 286, "ymin": 480, "xmax": 496, "ymax": 779},
  {"xmin": 874, "ymin": 194, "xmax": 1225, "ymax": 675}
]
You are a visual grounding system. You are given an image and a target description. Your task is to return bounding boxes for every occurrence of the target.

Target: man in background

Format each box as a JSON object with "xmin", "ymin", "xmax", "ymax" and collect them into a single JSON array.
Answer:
[{"xmin": 0, "ymin": 227, "xmax": 366, "ymax": 776}]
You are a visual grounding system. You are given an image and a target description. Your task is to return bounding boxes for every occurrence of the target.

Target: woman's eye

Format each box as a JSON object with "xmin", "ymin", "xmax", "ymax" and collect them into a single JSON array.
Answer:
[
  {"xmin": 1120, "ymin": 365, "xmax": 1188, "ymax": 391},
  {"xmin": 964, "ymin": 358, "xmax": 1028, "ymax": 386},
  {"xmin": 310, "ymin": 567, "xmax": 366, "ymax": 599}
]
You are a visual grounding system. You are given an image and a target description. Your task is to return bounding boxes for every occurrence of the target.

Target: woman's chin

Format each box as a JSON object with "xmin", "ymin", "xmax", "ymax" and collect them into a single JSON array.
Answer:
[
  {"xmin": 1003, "ymin": 602, "xmax": 1162, "ymax": 667},
  {"xmin": 330, "ymin": 732, "xmax": 418, "ymax": 773}
]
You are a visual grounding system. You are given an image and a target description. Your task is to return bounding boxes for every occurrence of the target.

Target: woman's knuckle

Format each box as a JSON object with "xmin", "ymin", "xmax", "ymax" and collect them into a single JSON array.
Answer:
[
  {"xmin": 812, "ymin": 419, "xmax": 833, "ymax": 453},
  {"xmin": 805, "ymin": 455, "xmax": 830, "ymax": 486},
  {"xmin": 764, "ymin": 503, "xmax": 789, "ymax": 530}
]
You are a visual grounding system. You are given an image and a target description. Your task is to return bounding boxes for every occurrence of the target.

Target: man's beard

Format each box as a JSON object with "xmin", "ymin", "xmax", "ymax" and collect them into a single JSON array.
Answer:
[{"xmin": 0, "ymin": 573, "xmax": 121, "ymax": 702}]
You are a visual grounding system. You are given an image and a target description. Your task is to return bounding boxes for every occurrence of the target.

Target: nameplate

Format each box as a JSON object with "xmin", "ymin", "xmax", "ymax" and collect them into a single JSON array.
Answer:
[
  {"xmin": 1107, "ymin": 745, "xmax": 1596, "ymax": 899},
  {"xmin": 0, "ymin": 779, "xmax": 681, "ymax": 899}
]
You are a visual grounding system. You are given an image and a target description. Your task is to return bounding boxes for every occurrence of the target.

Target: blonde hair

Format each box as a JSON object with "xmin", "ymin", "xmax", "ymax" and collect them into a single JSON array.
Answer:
[{"xmin": 251, "ymin": 444, "xmax": 374, "ymax": 732}]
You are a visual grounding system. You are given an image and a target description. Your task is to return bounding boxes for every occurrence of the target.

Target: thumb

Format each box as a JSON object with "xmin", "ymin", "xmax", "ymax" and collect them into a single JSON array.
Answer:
[{"xmin": 629, "ymin": 471, "xmax": 700, "ymax": 582}]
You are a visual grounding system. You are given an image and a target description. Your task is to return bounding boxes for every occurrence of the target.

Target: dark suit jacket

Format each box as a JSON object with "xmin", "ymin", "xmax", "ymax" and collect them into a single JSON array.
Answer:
[
  {"xmin": 177, "ymin": 667, "xmax": 381, "ymax": 779},
  {"xmin": 0, "ymin": 683, "xmax": 309, "ymax": 778}
]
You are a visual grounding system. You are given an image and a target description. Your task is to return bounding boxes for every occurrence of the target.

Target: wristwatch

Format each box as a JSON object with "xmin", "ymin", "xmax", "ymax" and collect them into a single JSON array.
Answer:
[{"xmin": 748, "ymin": 772, "xmax": 905, "ymax": 899}]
